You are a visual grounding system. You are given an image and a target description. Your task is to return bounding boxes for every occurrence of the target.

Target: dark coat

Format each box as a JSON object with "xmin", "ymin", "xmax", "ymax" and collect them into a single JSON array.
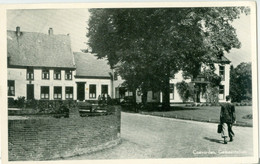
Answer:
[{"xmin": 220, "ymin": 103, "xmax": 236, "ymax": 124}]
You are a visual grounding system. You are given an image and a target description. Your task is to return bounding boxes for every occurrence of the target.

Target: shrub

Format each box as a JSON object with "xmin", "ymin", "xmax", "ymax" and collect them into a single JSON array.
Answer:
[{"xmin": 17, "ymin": 96, "xmax": 25, "ymax": 108}]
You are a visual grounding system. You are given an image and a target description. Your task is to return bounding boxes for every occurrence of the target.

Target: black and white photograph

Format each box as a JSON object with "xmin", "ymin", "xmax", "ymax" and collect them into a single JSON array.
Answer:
[{"xmin": 0, "ymin": 1, "xmax": 258, "ymax": 164}]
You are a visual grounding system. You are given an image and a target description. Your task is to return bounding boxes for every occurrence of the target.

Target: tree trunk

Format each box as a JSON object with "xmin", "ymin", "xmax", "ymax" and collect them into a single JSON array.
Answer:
[
  {"xmin": 162, "ymin": 74, "xmax": 170, "ymax": 110},
  {"xmin": 132, "ymin": 87, "xmax": 137, "ymax": 112}
]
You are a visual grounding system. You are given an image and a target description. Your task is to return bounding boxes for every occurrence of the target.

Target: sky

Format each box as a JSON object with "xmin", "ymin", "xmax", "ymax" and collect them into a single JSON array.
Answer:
[{"xmin": 7, "ymin": 8, "xmax": 252, "ymax": 67}]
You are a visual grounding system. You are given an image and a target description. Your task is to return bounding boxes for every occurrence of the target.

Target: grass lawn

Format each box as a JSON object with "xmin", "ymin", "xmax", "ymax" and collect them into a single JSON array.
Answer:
[{"xmin": 140, "ymin": 106, "xmax": 253, "ymax": 127}]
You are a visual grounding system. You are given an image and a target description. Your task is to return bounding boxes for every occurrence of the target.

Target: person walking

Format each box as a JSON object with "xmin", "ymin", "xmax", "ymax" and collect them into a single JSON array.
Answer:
[{"xmin": 220, "ymin": 95, "xmax": 236, "ymax": 144}]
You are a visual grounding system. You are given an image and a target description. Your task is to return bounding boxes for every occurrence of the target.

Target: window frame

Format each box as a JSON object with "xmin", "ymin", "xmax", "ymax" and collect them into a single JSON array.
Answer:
[
  {"xmin": 41, "ymin": 86, "xmax": 49, "ymax": 99},
  {"xmin": 65, "ymin": 70, "xmax": 73, "ymax": 80},
  {"xmin": 169, "ymin": 84, "xmax": 174, "ymax": 100},
  {"xmin": 219, "ymin": 65, "xmax": 225, "ymax": 81},
  {"xmin": 101, "ymin": 85, "xmax": 108, "ymax": 97},
  {"xmin": 89, "ymin": 84, "xmax": 96, "ymax": 99},
  {"xmin": 219, "ymin": 85, "xmax": 225, "ymax": 100},
  {"xmin": 26, "ymin": 67, "xmax": 34, "ymax": 80},
  {"xmin": 65, "ymin": 86, "xmax": 73, "ymax": 100},
  {"xmin": 53, "ymin": 69, "xmax": 61, "ymax": 80},
  {"xmin": 54, "ymin": 86, "xmax": 62, "ymax": 100},
  {"xmin": 8, "ymin": 80, "xmax": 15, "ymax": 96},
  {"xmin": 42, "ymin": 69, "xmax": 50, "ymax": 80}
]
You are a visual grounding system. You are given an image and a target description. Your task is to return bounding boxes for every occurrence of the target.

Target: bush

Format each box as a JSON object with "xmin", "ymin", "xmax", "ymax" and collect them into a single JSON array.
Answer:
[{"xmin": 17, "ymin": 96, "xmax": 25, "ymax": 108}]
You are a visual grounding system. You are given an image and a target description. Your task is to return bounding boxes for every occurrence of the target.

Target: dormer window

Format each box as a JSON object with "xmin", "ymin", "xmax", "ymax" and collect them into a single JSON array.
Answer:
[
  {"xmin": 54, "ymin": 69, "xmax": 61, "ymax": 80},
  {"xmin": 27, "ymin": 67, "xmax": 34, "ymax": 80},
  {"xmin": 42, "ymin": 69, "xmax": 49, "ymax": 80},
  {"xmin": 65, "ymin": 70, "xmax": 72, "ymax": 80}
]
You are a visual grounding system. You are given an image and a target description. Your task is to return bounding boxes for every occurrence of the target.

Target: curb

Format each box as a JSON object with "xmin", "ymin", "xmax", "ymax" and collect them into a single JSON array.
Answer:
[
  {"xmin": 126, "ymin": 112, "xmax": 252, "ymax": 128},
  {"xmin": 51, "ymin": 137, "xmax": 122, "ymax": 160}
]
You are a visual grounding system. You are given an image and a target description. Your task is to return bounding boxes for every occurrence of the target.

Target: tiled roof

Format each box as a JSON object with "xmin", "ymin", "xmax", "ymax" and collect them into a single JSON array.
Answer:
[
  {"xmin": 73, "ymin": 52, "xmax": 111, "ymax": 78},
  {"xmin": 7, "ymin": 30, "xmax": 75, "ymax": 68}
]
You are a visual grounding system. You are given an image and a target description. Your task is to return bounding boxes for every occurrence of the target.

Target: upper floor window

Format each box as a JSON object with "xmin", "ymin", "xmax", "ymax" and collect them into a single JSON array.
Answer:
[
  {"xmin": 42, "ymin": 69, "xmax": 49, "ymax": 80},
  {"xmin": 65, "ymin": 70, "xmax": 72, "ymax": 80},
  {"xmin": 54, "ymin": 69, "xmax": 61, "ymax": 80},
  {"xmin": 8, "ymin": 80, "xmax": 15, "ymax": 96},
  {"xmin": 219, "ymin": 65, "xmax": 225, "ymax": 80},
  {"xmin": 26, "ymin": 67, "xmax": 34, "ymax": 80},
  {"xmin": 41, "ymin": 86, "xmax": 49, "ymax": 99}
]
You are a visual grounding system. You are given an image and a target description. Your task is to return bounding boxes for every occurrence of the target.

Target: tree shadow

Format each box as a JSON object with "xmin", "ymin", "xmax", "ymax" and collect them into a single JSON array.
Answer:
[{"xmin": 204, "ymin": 137, "xmax": 223, "ymax": 144}]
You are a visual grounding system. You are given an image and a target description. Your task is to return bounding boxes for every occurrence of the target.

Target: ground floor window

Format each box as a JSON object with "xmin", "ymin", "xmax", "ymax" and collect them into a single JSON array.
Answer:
[
  {"xmin": 8, "ymin": 80, "xmax": 15, "ymax": 96},
  {"xmin": 219, "ymin": 85, "xmax": 225, "ymax": 100},
  {"xmin": 89, "ymin": 85, "xmax": 96, "ymax": 98},
  {"xmin": 41, "ymin": 86, "xmax": 49, "ymax": 99},
  {"xmin": 101, "ymin": 85, "xmax": 108, "ymax": 97},
  {"xmin": 54, "ymin": 86, "xmax": 62, "ymax": 99},
  {"xmin": 65, "ymin": 87, "xmax": 73, "ymax": 99},
  {"xmin": 170, "ymin": 84, "xmax": 174, "ymax": 100}
]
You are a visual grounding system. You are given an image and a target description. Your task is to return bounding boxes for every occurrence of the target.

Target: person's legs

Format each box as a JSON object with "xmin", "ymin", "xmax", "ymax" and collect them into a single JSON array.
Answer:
[
  {"xmin": 228, "ymin": 123, "xmax": 234, "ymax": 141},
  {"xmin": 221, "ymin": 123, "xmax": 228, "ymax": 144}
]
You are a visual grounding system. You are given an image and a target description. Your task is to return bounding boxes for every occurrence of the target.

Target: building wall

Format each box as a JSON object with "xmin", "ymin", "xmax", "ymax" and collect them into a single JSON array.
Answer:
[
  {"xmin": 75, "ymin": 78, "xmax": 111, "ymax": 100},
  {"xmin": 216, "ymin": 63, "xmax": 230, "ymax": 102},
  {"xmin": 8, "ymin": 68, "xmax": 76, "ymax": 100}
]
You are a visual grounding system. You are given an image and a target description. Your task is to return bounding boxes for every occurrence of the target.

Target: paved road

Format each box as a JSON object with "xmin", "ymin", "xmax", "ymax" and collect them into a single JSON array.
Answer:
[{"xmin": 67, "ymin": 112, "xmax": 253, "ymax": 159}]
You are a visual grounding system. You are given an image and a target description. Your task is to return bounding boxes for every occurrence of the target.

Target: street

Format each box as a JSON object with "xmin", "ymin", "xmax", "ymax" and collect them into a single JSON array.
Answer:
[{"xmin": 66, "ymin": 112, "xmax": 253, "ymax": 159}]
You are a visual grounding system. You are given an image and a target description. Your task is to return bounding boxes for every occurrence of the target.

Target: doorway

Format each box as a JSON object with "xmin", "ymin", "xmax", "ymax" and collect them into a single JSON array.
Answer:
[
  {"xmin": 77, "ymin": 82, "xmax": 85, "ymax": 101},
  {"xmin": 27, "ymin": 84, "xmax": 34, "ymax": 100}
]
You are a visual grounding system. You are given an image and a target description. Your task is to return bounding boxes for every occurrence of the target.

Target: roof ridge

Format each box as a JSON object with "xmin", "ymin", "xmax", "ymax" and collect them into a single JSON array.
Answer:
[{"xmin": 7, "ymin": 30, "xmax": 69, "ymax": 37}]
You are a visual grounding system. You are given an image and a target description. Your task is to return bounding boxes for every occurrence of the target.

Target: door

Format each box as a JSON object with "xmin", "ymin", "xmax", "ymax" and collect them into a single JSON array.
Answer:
[
  {"xmin": 77, "ymin": 82, "xmax": 85, "ymax": 101},
  {"xmin": 27, "ymin": 84, "xmax": 34, "ymax": 100}
]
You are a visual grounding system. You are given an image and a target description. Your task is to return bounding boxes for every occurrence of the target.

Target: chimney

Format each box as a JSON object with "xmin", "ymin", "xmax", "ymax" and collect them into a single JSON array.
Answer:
[
  {"xmin": 16, "ymin": 26, "xmax": 21, "ymax": 36},
  {"xmin": 48, "ymin": 28, "xmax": 53, "ymax": 35}
]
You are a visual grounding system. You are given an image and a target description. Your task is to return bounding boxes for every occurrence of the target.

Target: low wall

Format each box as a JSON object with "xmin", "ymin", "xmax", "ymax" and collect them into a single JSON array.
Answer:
[{"xmin": 8, "ymin": 106, "xmax": 121, "ymax": 161}]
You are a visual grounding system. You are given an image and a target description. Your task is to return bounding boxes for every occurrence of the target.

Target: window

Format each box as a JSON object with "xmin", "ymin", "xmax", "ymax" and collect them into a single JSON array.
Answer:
[
  {"xmin": 54, "ymin": 86, "xmax": 62, "ymax": 99},
  {"xmin": 41, "ymin": 86, "xmax": 49, "ymax": 99},
  {"xmin": 219, "ymin": 85, "xmax": 225, "ymax": 100},
  {"xmin": 65, "ymin": 87, "xmax": 73, "ymax": 99},
  {"xmin": 89, "ymin": 85, "xmax": 96, "ymax": 98},
  {"xmin": 54, "ymin": 69, "xmax": 61, "ymax": 80},
  {"xmin": 219, "ymin": 65, "xmax": 225, "ymax": 80},
  {"xmin": 170, "ymin": 84, "xmax": 174, "ymax": 100},
  {"xmin": 42, "ymin": 69, "xmax": 49, "ymax": 79},
  {"xmin": 8, "ymin": 80, "xmax": 15, "ymax": 96},
  {"xmin": 101, "ymin": 85, "xmax": 108, "ymax": 97},
  {"xmin": 26, "ymin": 67, "xmax": 34, "ymax": 80},
  {"xmin": 65, "ymin": 70, "xmax": 72, "ymax": 80}
]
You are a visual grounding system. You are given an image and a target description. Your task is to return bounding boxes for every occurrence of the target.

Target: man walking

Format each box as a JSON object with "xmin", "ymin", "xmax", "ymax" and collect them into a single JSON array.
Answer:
[{"xmin": 220, "ymin": 95, "xmax": 236, "ymax": 144}]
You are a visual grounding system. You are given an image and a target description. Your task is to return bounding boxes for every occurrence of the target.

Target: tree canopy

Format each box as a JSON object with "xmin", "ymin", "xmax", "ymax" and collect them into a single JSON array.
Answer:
[
  {"xmin": 87, "ymin": 7, "xmax": 249, "ymax": 108},
  {"xmin": 230, "ymin": 62, "xmax": 252, "ymax": 102}
]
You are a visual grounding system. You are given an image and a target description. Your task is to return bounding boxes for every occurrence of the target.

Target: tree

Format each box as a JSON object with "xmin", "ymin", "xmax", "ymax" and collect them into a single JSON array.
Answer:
[
  {"xmin": 176, "ymin": 81, "xmax": 194, "ymax": 102},
  {"xmin": 230, "ymin": 62, "xmax": 252, "ymax": 102},
  {"xmin": 87, "ymin": 7, "xmax": 249, "ymax": 109}
]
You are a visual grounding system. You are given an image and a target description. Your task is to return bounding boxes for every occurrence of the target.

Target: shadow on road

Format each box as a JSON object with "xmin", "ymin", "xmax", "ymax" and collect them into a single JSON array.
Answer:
[{"xmin": 204, "ymin": 137, "xmax": 223, "ymax": 144}]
